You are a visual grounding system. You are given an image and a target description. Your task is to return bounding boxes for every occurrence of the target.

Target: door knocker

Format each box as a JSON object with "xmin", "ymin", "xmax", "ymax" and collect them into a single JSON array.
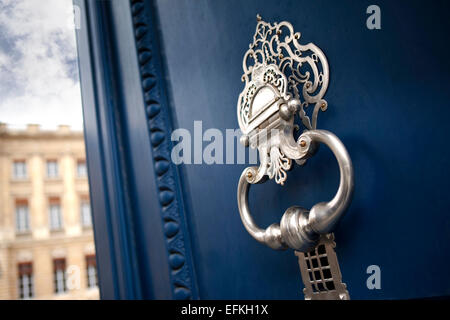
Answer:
[{"xmin": 236, "ymin": 16, "xmax": 354, "ymax": 299}]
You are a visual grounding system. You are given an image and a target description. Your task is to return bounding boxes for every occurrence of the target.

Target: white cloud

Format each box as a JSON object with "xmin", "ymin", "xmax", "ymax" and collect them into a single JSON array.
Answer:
[
  {"xmin": 0, "ymin": 50, "xmax": 10, "ymax": 67},
  {"xmin": 0, "ymin": 0, "xmax": 83, "ymax": 130}
]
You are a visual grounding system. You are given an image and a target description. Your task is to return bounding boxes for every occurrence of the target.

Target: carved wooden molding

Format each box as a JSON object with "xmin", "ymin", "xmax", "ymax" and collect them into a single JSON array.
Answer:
[{"xmin": 130, "ymin": 0, "xmax": 198, "ymax": 300}]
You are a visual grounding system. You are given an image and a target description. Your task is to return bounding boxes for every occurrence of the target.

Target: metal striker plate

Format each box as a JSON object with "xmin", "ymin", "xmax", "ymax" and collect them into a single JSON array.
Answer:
[{"xmin": 296, "ymin": 234, "xmax": 350, "ymax": 300}]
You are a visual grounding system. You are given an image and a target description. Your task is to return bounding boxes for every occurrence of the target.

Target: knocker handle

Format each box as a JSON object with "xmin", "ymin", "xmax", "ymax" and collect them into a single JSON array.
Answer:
[{"xmin": 237, "ymin": 129, "xmax": 354, "ymax": 251}]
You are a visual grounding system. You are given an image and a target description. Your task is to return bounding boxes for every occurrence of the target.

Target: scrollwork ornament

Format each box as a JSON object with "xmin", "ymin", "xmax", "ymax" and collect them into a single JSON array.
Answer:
[
  {"xmin": 237, "ymin": 16, "xmax": 331, "ymax": 186},
  {"xmin": 240, "ymin": 15, "xmax": 330, "ymax": 132}
]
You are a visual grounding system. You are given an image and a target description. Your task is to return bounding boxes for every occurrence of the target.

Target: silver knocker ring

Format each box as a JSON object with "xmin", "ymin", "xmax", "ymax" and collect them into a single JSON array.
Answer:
[
  {"xmin": 237, "ymin": 129, "xmax": 354, "ymax": 251},
  {"xmin": 235, "ymin": 17, "xmax": 354, "ymax": 252}
]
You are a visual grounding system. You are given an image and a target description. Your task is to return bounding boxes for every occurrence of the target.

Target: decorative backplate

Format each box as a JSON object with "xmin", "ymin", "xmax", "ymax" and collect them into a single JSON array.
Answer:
[
  {"xmin": 238, "ymin": 15, "xmax": 330, "ymax": 136},
  {"xmin": 237, "ymin": 16, "xmax": 331, "ymax": 186}
]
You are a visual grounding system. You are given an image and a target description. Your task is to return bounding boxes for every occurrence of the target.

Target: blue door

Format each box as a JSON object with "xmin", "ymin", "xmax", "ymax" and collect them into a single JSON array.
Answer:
[{"xmin": 75, "ymin": 0, "xmax": 450, "ymax": 299}]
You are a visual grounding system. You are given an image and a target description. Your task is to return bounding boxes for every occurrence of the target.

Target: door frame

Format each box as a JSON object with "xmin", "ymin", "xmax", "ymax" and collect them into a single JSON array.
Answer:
[{"xmin": 74, "ymin": 0, "xmax": 198, "ymax": 299}]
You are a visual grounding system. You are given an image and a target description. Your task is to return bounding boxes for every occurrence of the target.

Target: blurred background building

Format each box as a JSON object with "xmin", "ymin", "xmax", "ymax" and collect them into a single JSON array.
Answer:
[{"xmin": 0, "ymin": 123, "xmax": 98, "ymax": 299}]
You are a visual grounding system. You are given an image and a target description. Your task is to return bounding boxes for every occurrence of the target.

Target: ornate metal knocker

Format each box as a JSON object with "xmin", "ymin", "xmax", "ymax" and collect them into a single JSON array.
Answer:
[{"xmin": 237, "ymin": 16, "xmax": 354, "ymax": 253}]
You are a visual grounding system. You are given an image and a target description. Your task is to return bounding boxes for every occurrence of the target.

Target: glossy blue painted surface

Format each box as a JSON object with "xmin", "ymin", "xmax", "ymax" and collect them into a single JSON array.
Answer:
[{"xmin": 153, "ymin": 0, "xmax": 450, "ymax": 299}]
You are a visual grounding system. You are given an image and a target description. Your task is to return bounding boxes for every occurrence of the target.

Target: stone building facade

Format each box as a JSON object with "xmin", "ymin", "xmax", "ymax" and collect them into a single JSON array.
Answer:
[{"xmin": 0, "ymin": 124, "xmax": 98, "ymax": 300}]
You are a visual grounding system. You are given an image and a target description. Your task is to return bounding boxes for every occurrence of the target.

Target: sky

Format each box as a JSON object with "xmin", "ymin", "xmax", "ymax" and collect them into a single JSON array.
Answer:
[{"xmin": 0, "ymin": 0, "xmax": 83, "ymax": 130}]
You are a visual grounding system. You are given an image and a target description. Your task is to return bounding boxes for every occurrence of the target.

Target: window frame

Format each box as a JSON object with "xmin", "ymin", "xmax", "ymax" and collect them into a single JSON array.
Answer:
[
  {"xmin": 48, "ymin": 197, "xmax": 63, "ymax": 231},
  {"xmin": 15, "ymin": 199, "xmax": 30, "ymax": 234},
  {"xmin": 76, "ymin": 159, "xmax": 87, "ymax": 178},
  {"xmin": 46, "ymin": 159, "xmax": 59, "ymax": 179},
  {"xmin": 80, "ymin": 197, "xmax": 92, "ymax": 228},
  {"xmin": 53, "ymin": 258, "xmax": 67, "ymax": 294},
  {"xmin": 18, "ymin": 262, "xmax": 34, "ymax": 299},
  {"xmin": 12, "ymin": 160, "xmax": 28, "ymax": 180},
  {"xmin": 86, "ymin": 255, "xmax": 98, "ymax": 289}
]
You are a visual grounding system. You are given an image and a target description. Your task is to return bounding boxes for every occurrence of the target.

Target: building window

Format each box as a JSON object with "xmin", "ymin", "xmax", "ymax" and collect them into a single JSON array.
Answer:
[
  {"xmin": 13, "ymin": 160, "xmax": 27, "ymax": 179},
  {"xmin": 53, "ymin": 258, "xmax": 67, "ymax": 294},
  {"xmin": 18, "ymin": 262, "xmax": 34, "ymax": 299},
  {"xmin": 15, "ymin": 199, "xmax": 30, "ymax": 233},
  {"xmin": 46, "ymin": 160, "xmax": 59, "ymax": 178},
  {"xmin": 80, "ymin": 198, "xmax": 92, "ymax": 227},
  {"xmin": 49, "ymin": 197, "xmax": 63, "ymax": 231},
  {"xmin": 86, "ymin": 255, "xmax": 98, "ymax": 289},
  {"xmin": 77, "ymin": 160, "xmax": 87, "ymax": 177}
]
